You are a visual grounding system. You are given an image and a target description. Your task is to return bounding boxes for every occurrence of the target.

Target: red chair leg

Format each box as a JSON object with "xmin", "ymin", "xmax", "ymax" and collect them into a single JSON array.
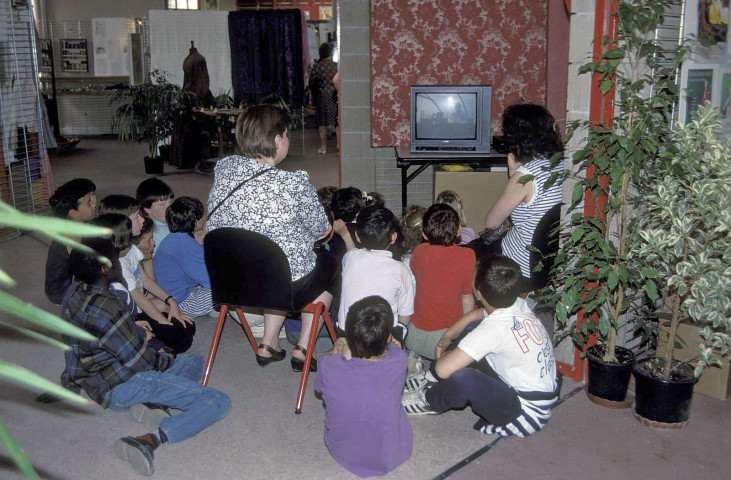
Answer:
[
  {"xmin": 202, "ymin": 304, "xmax": 228, "ymax": 386},
  {"xmin": 322, "ymin": 308, "xmax": 337, "ymax": 342},
  {"xmin": 295, "ymin": 302, "xmax": 324, "ymax": 414},
  {"xmin": 234, "ymin": 307, "xmax": 259, "ymax": 354}
]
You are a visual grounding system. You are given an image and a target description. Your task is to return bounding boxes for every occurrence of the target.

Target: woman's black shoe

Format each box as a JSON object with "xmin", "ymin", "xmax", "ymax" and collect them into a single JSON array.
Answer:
[
  {"xmin": 256, "ymin": 343, "xmax": 286, "ymax": 367},
  {"xmin": 291, "ymin": 345, "xmax": 317, "ymax": 372}
]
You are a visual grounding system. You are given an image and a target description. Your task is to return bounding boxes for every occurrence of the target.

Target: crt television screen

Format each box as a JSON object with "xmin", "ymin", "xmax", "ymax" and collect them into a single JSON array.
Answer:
[{"xmin": 414, "ymin": 92, "xmax": 477, "ymax": 140}]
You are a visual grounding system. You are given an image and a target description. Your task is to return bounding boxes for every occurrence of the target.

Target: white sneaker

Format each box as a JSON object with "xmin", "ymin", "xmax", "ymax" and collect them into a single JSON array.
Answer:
[
  {"xmin": 402, "ymin": 385, "xmax": 437, "ymax": 415},
  {"xmin": 403, "ymin": 371, "xmax": 429, "ymax": 393},
  {"xmin": 317, "ymin": 148, "xmax": 327, "ymax": 154}
]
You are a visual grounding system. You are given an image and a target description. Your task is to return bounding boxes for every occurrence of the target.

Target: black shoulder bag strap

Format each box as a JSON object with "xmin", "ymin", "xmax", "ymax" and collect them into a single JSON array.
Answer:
[{"xmin": 208, "ymin": 167, "xmax": 274, "ymax": 219}]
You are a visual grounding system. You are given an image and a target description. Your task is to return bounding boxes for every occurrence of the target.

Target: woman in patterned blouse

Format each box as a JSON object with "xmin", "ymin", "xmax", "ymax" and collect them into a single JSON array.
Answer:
[{"xmin": 206, "ymin": 105, "xmax": 337, "ymax": 372}]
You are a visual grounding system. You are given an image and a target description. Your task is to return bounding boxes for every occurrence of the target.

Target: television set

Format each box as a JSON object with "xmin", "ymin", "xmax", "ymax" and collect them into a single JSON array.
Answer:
[{"xmin": 410, "ymin": 85, "xmax": 492, "ymax": 154}]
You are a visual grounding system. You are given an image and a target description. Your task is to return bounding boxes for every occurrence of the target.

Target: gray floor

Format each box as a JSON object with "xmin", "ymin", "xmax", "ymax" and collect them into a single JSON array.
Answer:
[{"xmin": 1, "ymin": 130, "xmax": 730, "ymax": 479}]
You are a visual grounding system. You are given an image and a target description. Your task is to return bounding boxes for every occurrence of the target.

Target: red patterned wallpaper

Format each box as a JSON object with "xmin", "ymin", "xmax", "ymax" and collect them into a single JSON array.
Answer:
[{"xmin": 371, "ymin": 0, "xmax": 549, "ymax": 147}]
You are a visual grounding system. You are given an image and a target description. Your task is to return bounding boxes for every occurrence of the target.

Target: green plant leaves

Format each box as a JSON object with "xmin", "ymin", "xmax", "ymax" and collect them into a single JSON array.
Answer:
[
  {"xmin": 0, "ymin": 421, "xmax": 39, "ymax": 480},
  {"xmin": 0, "ymin": 291, "xmax": 95, "ymax": 341}
]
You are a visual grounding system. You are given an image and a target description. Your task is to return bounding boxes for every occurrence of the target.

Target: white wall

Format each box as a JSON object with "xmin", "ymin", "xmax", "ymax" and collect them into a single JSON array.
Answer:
[{"xmin": 42, "ymin": 0, "xmax": 237, "ymax": 21}]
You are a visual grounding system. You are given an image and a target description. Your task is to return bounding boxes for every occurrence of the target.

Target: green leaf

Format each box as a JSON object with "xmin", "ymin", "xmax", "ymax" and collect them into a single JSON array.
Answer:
[
  {"xmin": 645, "ymin": 279, "xmax": 658, "ymax": 302},
  {"xmin": 603, "ymin": 47, "xmax": 625, "ymax": 59},
  {"xmin": 607, "ymin": 271, "xmax": 619, "ymax": 290},
  {"xmin": 0, "ymin": 421, "xmax": 40, "ymax": 480},
  {"xmin": 0, "ymin": 291, "xmax": 96, "ymax": 342},
  {"xmin": 0, "ymin": 320, "xmax": 71, "ymax": 351},
  {"xmin": 0, "ymin": 267, "xmax": 17, "ymax": 288},
  {"xmin": 0, "ymin": 203, "xmax": 110, "ymax": 238},
  {"xmin": 0, "ymin": 361, "xmax": 88, "ymax": 405},
  {"xmin": 572, "ymin": 182, "xmax": 584, "ymax": 204},
  {"xmin": 641, "ymin": 268, "xmax": 658, "ymax": 279},
  {"xmin": 517, "ymin": 174, "xmax": 534, "ymax": 185},
  {"xmin": 600, "ymin": 80, "xmax": 613, "ymax": 95}
]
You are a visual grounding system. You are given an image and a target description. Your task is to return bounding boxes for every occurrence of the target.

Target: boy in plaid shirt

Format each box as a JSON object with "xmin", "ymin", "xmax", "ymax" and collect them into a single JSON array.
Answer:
[{"xmin": 61, "ymin": 236, "xmax": 230, "ymax": 476}]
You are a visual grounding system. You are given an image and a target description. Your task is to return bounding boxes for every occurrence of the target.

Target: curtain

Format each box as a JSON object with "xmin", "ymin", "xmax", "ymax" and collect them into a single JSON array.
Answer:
[{"xmin": 228, "ymin": 9, "xmax": 305, "ymax": 107}]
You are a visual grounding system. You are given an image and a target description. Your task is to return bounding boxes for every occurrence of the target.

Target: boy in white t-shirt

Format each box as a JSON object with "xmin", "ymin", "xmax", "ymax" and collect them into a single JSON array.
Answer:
[
  {"xmin": 402, "ymin": 254, "xmax": 559, "ymax": 437},
  {"xmin": 338, "ymin": 206, "xmax": 414, "ymax": 343}
]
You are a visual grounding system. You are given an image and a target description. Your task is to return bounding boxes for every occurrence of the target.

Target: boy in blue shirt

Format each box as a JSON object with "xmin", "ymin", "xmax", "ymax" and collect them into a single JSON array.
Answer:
[{"xmin": 153, "ymin": 196, "xmax": 213, "ymax": 317}]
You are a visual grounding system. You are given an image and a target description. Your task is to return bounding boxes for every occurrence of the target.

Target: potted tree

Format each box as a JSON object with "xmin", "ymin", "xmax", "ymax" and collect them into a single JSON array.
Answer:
[
  {"xmin": 543, "ymin": 0, "xmax": 689, "ymax": 406},
  {"xmin": 112, "ymin": 70, "xmax": 199, "ymax": 175},
  {"xmin": 631, "ymin": 103, "xmax": 731, "ymax": 426}
]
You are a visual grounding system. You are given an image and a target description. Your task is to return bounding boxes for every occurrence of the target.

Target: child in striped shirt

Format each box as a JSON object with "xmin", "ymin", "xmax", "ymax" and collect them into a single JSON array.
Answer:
[{"xmin": 402, "ymin": 254, "xmax": 559, "ymax": 437}]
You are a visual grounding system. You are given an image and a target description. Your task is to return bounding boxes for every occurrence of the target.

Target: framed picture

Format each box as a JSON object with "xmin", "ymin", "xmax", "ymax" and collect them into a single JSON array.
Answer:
[
  {"xmin": 60, "ymin": 38, "xmax": 89, "ymax": 73},
  {"xmin": 697, "ymin": 0, "xmax": 730, "ymax": 47},
  {"xmin": 685, "ymin": 68, "xmax": 714, "ymax": 124},
  {"xmin": 40, "ymin": 39, "xmax": 53, "ymax": 73}
]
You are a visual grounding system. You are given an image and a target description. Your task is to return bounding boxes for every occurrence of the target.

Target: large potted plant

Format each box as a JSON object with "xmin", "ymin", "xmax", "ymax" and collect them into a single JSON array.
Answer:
[
  {"xmin": 631, "ymin": 103, "xmax": 731, "ymax": 426},
  {"xmin": 544, "ymin": 0, "xmax": 689, "ymax": 406},
  {"xmin": 112, "ymin": 70, "xmax": 200, "ymax": 175}
]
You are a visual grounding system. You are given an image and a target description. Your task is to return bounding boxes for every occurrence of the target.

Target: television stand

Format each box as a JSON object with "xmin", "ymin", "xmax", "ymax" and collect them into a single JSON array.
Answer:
[{"xmin": 395, "ymin": 146, "xmax": 507, "ymax": 212}]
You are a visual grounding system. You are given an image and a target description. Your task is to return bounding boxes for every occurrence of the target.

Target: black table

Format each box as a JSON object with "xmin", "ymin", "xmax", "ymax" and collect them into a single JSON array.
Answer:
[{"xmin": 395, "ymin": 146, "xmax": 508, "ymax": 211}]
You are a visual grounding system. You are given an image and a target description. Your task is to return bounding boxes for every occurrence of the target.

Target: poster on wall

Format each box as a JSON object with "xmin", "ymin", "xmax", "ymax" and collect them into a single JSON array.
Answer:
[
  {"xmin": 40, "ymin": 39, "xmax": 53, "ymax": 73},
  {"xmin": 60, "ymin": 39, "xmax": 89, "ymax": 73},
  {"xmin": 92, "ymin": 18, "xmax": 136, "ymax": 77},
  {"xmin": 685, "ymin": 69, "xmax": 715, "ymax": 123},
  {"xmin": 697, "ymin": 0, "xmax": 730, "ymax": 47},
  {"xmin": 721, "ymin": 72, "xmax": 731, "ymax": 134}
]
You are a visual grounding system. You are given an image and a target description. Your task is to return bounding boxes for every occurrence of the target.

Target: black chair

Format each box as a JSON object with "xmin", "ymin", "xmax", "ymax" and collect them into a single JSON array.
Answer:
[
  {"xmin": 527, "ymin": 203, "xmax": 562, "ymax": 292},
  {"xmin": 202, "ymin": 227, "xmax": 337, "ymax": 414}
]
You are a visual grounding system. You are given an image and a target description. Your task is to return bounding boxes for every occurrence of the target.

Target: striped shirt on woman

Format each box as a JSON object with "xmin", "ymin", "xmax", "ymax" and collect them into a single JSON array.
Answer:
[{"xmin": 501, "ymin": 155, "xmax": 563, "ymax": 278}]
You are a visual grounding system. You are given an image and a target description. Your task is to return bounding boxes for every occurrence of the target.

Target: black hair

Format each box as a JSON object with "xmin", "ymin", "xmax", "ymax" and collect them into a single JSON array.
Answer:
[
  {"xmin": 69, "ymin": 236, "xmax": 119, "ymax": 285},
  {"xmin": 89, "ymin": 214, "xmax": 132, "ymax": 252},
  {"xmin": 399, "ymin": 204, "xmax": 426, "ymax": 253},
  {"xmin": 166, "ymin": 196, "xmax": 204, "ymax": 236},
  {"xmin": 131, "ymin": 217, "xmax": 154, "ymax": 246},
  {"xmin": 474, "ymin": 254, "xmax": 523, "ymax": 308},
  {"xmin": 422, "ymin": 203, "xmax": 460, "ymax": 246},
  {"xmin": 493, "ymin": 103, "xmax": 563, "ymax": 163},
  {"xmin": 317, "ymin": 185, "xmax": 338, "ymax": 207},
  {"xmin": 48, "ymin": 178, "xmax": 96, "ymax": 218},
  {"xmin": 331, "ymin": 187, "xmax": 364, "ymax": 222},
  {"xmin": 98, "ymin": 195, "xmax": 139, "ymax": 217},
  {"xmin": 365, "ymin": 191, "xmax": 386, "ymax": 209},
  {"xmin": 345, "ymin": 296, "xmax": 393, "ymax": 359},
  {"xmin": 319, "ymin": 42, "xmax": 332, "ymax": 60},
  {"xmin": 235, "ymin": 104, "xmax": 288, "ymax": 159},
  {"xmin": 136, "ymin": 178, "xmax": 175, "ymax": 209},
  {"xmin": 356, "ymin": 206, "xmax": 399, "ymax": 250}
]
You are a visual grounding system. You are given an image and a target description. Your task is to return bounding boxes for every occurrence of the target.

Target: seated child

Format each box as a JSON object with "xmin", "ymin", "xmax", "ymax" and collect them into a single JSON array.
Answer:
[
  {"xmin": 99, "ymin": 195, "xmax": 195, "ymax": 348},
  {"xmin": 316, "ymin": 296, "xmax": 413, "ymax": 477},
  {"xmin": 338, "ymin": 206, "xmax": 413, "ymax": 344},
  {"xmin": 436, "ymin": 190, "xmax": 476, "ymax": 245},
  {"xmin": 398, "ymin": 203, "xmax": 426, "ymax": 290},
  {"xmin": 365, "ymin": 191, "xmax": 386, "ymax": 208},
  {"xmin": 330, "ymin": 186, "xmax": 364, "ymax": 252},
  {"xmin": 136, "ymin": 178, "xmax": 174, "ymax": 254},
  {"xmin": 61, "ymin": 236, "xmax": 230, "ymax": 476},
  {"xmin": 402, "ymin": 255, "xmax": 558, "ymax": 438},
  {"xmin": 153, "ymin": 197, "xmax": 213, "ymax": 318},
  {"xmin": 405, "ymin": 203, "xmax": 476, "ymax": 360},
  {"xmin": 45, "ymin": 178, "xmax": 97, "ymax": 304},
  {"xmin": 90, "ymin": 214, "xmax": 195, "ymax": 354}
]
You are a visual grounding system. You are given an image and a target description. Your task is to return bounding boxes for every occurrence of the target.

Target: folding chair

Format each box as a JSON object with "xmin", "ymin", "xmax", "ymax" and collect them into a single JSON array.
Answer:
[{"xmin": 202, "ymin": 227, "xmax": 337, "ymax": 414}]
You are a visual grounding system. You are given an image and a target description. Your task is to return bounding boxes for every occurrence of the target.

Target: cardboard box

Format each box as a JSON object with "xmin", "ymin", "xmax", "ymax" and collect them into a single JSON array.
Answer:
[{"xmin": 657, "ymin": 321, "xmax": 731, "ymax": 401}]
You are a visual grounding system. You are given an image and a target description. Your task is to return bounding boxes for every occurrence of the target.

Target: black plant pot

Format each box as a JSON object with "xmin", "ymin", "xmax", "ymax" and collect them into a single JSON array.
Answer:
[
  {"xmin": 159, "ymin": 145, "xmax": 171, "ymax": 164},
  {"xmin": 632, "ymin": 357, "xmax": 695, "ymax": 426},
  {"xmin": 144, "ymin": 156, "xmax": 164, "ymax": 176},
  {"xmin": 586, "ymin": 345, "xmax": 635, "ymax": 405}
]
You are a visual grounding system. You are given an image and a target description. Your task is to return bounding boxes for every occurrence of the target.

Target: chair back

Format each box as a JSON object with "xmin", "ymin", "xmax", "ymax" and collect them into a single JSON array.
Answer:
[
  {"xmin": 204, "ymin": 227, "xmax": 294, "ymax": 311},
  {"xmin": 528, "ymin": 203, "xmax": 561, "ymax": 291}
]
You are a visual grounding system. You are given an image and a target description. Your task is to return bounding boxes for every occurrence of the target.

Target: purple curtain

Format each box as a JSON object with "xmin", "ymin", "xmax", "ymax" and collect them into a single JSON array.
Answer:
[{"xmin": 228, "ymin": 9, "xmax": 305, "ymax": 107}]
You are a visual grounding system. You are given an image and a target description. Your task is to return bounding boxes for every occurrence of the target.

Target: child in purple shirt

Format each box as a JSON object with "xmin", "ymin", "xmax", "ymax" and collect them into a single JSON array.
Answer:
[{"xmin": 315, "ymin": 296, "xmax": 413, "ymax": 477}]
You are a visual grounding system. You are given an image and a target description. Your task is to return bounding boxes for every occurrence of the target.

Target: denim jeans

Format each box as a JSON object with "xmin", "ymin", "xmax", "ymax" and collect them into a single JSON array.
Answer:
[{"xmin": 109, "ymin": 354, "xmax": 231, "ymax": 444}]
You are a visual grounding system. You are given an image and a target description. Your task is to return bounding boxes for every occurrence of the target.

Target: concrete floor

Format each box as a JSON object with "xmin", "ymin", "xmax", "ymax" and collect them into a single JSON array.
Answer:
[{"xmin": 1, "ymin": 130, "xmax": 730, "ymax": 479}]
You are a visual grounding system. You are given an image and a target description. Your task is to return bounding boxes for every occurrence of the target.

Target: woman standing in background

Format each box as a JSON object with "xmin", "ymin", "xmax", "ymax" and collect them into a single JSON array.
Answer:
[{"xmin": 309, "ymin": 43, "xmax": 338, "ymax": 154}]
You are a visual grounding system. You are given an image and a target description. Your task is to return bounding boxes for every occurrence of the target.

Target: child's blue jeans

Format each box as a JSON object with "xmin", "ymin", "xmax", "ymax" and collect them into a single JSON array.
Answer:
[{"xmin": 108, "ymin": 354, "xmax": 230, "ymax": 443}]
